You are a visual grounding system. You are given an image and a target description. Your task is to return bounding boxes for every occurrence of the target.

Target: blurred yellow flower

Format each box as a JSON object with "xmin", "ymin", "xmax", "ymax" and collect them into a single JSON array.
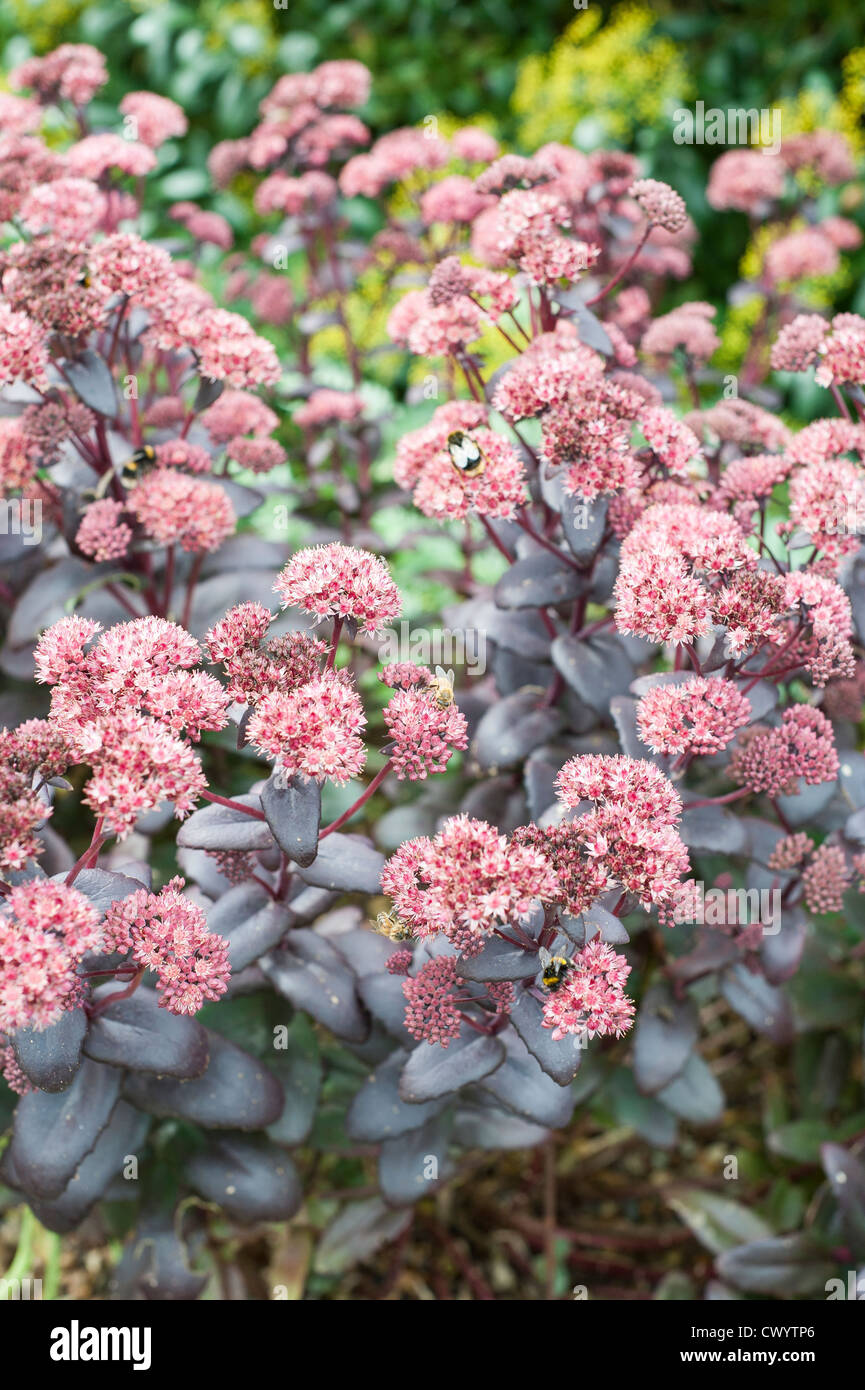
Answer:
[{"xmin": 512, "ymin": 4, "xmax": 691, "ymax": 149}]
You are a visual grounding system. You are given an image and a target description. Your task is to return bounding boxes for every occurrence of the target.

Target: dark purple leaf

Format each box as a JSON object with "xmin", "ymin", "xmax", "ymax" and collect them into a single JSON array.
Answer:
[
  {"xmin": 347, "ymin": 1050, "xmax": 448, "ymax": 1141},
  {"xmin": 29, "ymin": 1102, "xmax": 149, "ymax": 1234},
  {"xmin": 185, "ymin": 1136, "xmax": 301, "ymax": 1223},
  {"xmin": 122, "ymin": 1033, "xmax": 283, "ymax": 1129},
  {"xmin": 260, "ymin": 772, "xmax": 320, "ymax": 866},
  {"xmin": 296, "ymin": 832, "xmax": 384, "ymax": 894},
  {"xmin": 378, "ymin": 1113, "xmax": 455, "ymax": 1205},
  {"xmin": 11, "ymin": 1007, "xmax": 87, "ymax": 1093},
  {"xmin": 84, "ymin": 986, "xmax": 210, "ymax": 1078},
  {"xmin": 399, "ymin": 1031, "xmax": 504, "ymax": 1103},
  {"xmin": 176, "ymin": 796, "xmax": 273, "ymax": 852},
  {"xmin": 205, "ymin": 881, "xmax": 291, "ymax": 972},
  {"xmin": 261, "ymin": 929, "xmax": 368, "ymax": 1042},
  {"xmin": 633, "ymin": 982, "xmax": 698, "ymax": 1095},
  {"xmin": 6, "ymin": 1057, "xmax": 121, "ymax": 1198}
]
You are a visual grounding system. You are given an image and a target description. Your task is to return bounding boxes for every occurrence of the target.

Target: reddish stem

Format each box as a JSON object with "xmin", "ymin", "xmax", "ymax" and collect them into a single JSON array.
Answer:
[
  {"xmin": 319, "ymin": 761, "xmax": 392, "ymax": 838},
  {"xmin": 200, "ymin": 789, "xmax": 267, "ymax": 821}
]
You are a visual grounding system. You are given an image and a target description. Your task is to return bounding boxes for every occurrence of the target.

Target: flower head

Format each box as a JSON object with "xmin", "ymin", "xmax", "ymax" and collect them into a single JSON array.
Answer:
[
  {"xmin": 102, "ymin": 877, "xmax": 230, "ymax": 1015},
  {"xmin": 274, "ymin": 543, "xmax": 401, "ymax": 634}
]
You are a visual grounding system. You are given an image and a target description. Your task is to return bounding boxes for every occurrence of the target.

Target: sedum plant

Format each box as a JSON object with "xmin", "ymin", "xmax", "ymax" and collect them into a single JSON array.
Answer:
[{"xmin": 1, "ymin": 43, "xmax": 865, "ymax": 1300}]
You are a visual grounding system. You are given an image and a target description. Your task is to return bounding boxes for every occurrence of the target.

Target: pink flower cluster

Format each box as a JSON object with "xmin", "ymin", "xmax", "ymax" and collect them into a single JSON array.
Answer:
[
  {"xmin": 541, "ymin": 940, "xmax": 635, "ymax": 1042},
  {"xmin": 34, "ymin": 616, "xmax": 225, "ymax": 836},
  {"xmin": 274, "ymin": 543, "xmax": 401, "ymax": 634},
  {"xmin": 102, "ymin": 877, "xmax": 230, "ymax": 1015},
  {"xmin": 381, "ymin": 815, "xmax": 560, "ymax": 953},
  {"xmin": 729, "ymin": 705, "xmax": 839, "ymax": 797},
  {"xmin": 0, "ymin": 880, "xmax": 101, "ymax": 1032},
  {"xmin": 636, "ymin": 677, "xmax": 752, "ymax": 756}
]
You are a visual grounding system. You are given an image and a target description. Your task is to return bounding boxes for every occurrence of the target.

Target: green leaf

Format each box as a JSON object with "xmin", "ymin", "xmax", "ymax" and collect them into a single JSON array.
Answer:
[{"xmin": 666, "ymin": 1187, "xmax": 773, "ymax": 1256}]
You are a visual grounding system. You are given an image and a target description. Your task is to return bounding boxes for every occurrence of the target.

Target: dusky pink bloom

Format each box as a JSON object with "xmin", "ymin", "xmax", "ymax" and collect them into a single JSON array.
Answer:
[
  {"xmin": 712, "ymin": 569, "xmax": 788, "ymax": 655},
  {"xmin": 0, "ymin": 304, "xmax": 50, "ymax": 389},
  {"xmin": 66, "ymin": 133, "xmax": 156, "ymax": 179},
  {"xmin": 0, "ymin": 880, "xmax": 101, "ymax": 1033},
  {"xmin": 0, "ymin": 719, "xmax": 70, "ymax": 873},
  {"xmin": 492, "ymin": 324, "xmax": 606, "ymax": 421},
  {"xmin": 294, "ymin": 389, "xmax": 364, "ymax": 429},
  {"xmin": 20, "ymin": 399, "xmax": 95, "ymax": 465},
  {"xmin": 206, "ymin": 604, "xmax": 324, "ymax": 704},
  {"xmin": 785, "ymin": 417, "xmax": 865, "ymax": 469},
  {"xmin": 174, "ymin": 308, "xmax": 281, "ymax": 388},
  {"xmin": 102, "ymin": 877, "xmax": 230, "ymax": 1015},
  {"xmin": 128, "ymin": 471, "xmax": 236, "ymax": 552},
  {"xmin": 629, "ymin": 178, "xmax": 688, "ymax": 233},
  {"xmin": 0, "ymin": 92, "xmax": 41, "ymax": 134},
  {"xmin": 384, "ymin": 688, "xmax": 468, "ymax": 780},
  {"xmin": 154, "ymin": 439, "xmax": 213, "ymax": 474},
  {"xmin": 452, "ymin": 127, "xmax": 500, "ymax": 162},
  {"xmin": 768, "ymin": 832, "xmax": 815, "ymax": 871},
  {"xmin": 686, "ymin": 399, "xmax": 791, "ymax": 453},
  {"xmin": 381, "ymin": 815, "xmax": 559, "ymax": 946},
  {"xmin": 789, "ymin": 457, "xmax": 865, "ymax": 558},
  {"xmin": 339, "ymin": 126, "xmax": 449, "ymax": 197},
  {"xmin": 640, "ymin": 406, "xmax": 702, "ymax": 476},
  {"xmin": 555, "ymin": 755, "xmax": 689, "ymax": 911},
  {"xmin": 719, "ymin": 453, "xmax": 791, "ymax": 504},
  {"xmin": 201, "ymin": 389, "xmax": 278, "ymax": 443},
  {"xmin": 556, "ymin": 753, "xmax": 682, "ymax": 826},
  {"xmin": 729, "ymin": 704, "xmax": 839, "ymax": 797},
  {"xmin": 120, "ymin": 91, "xmax": 188, "ymax": 147},
  {"xmin": 818, "ymin": 216, "xmax": 862, "ymax": 250},
  {"xmin": 541, "ymin": 379, "xmax": 643, "ymax": 500},
  {"xmin": 226, "ymin": 437, "xmax": 287, "ymax": 473},
  {"xmin": 1, "ymin": 1046, "xmax": 32, "ymax": 1095},
  {"xmin": 169, "ymin": 202, "xmax": 233, "ymax": 249},
  {"xmin": 770, "ymin": 313, "xmax": 829, "ymax": 373},
  {"xmin": 801, "ymin": 844, "xmax": 849, "ymax": 914},
  {"xmin": 636, "ymin": 677, "xmax": 752, "ymax": 756},
  {"xmin": 815, "ymin": 320, "xmax": 865, "ymax": 388},
  {"xmin": 541, "ymin": 940, "xmax": 635, "ymax": 1041},
  {"xmin": 274, "ymin": 543, "xmax": 401, "ymax": 634},
  {"xmin": 79, "ymin": 710, "xmax": 208, "ymax": 837},
  {"xmin": 379, "ymin": 663, "xmax": 432, "ymax": 690},
  {"xmin": 781, "ymin": 131, "xmax": 856, "ymax": 184},
  {"xmin": 420, "ymin": 176, "xmax": 493, "ymax": 225},
  {"xmin": 410, "ymin": 427, "xmax": 527, "ymax": 521},
  {"xmin": 641, "ymin": 301, "xmax": 719, "ymax": 363},
  {"xmin": 402, "ymin": 956, "xmax": 463, "ymax": 1046},
  {"xmin": 75, "ymin": 499, "xmax": 133, "ymax": 563},
  {"xmin": 395, "ymin": 400, "xmax": 488, "ymax": 490},
  {"xmin": 10, "ymin": 44, "xmax": 108, "ymax": 107},
  {"xmin": 19, "ymin": 175, "xmax": 107, "ymax": 240},
  {"xmin": 706, "ymin": 149, "xmax": 786, "ymax": 212},
  {"xmin": 246, "ymin": 676, "xmax": 366, "ymax": 784},
  {"xmin": 764, "ymin": 227, "xmax": 839, "ymax": 285}
]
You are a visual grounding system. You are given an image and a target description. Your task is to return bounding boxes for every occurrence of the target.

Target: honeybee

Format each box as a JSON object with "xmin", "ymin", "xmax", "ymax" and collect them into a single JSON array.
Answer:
[
  {"xmin": 539, "ymin": 947, "xmax": 571, "ymax": 991},
  {"xmin": 447, "ymin": 430, "xmax": 486, "ymax": 479},
  {"xmin": 374, "ymin": 910, "xmax": 413, "ymax": 943},
  {"xmin": 81, "ymin": 446, "xmax": 156, "ymax": 506},
  {"xmin": 428, "ymin": 666, "xmax": 455, "ymax": 709}
]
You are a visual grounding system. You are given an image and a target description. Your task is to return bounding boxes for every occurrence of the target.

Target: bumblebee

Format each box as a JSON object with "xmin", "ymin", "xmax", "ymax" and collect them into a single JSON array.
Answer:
[
  {"xmin": 76, "ymin": 269, "xmax": 92, "ymax": 288},
  {"xmin": 373, "ymin": 910, "xmax": 413, "ymax": 943},
  {"xmin": 447, "ymin": 430, "xmax": 486, "ymax": 479},
  {"xmin": 428, "ymin": 665, "xmax": 455, "ymax": 709},
  {"xmin": 120, "ymin": 445, "xmax": 156, "ymax": 487},
  {"xmin": 81, "ymin": 446, "xmax": 156, "ymax": 506},
  {"xmin": 539, "ymin": 947, "xmax": 571, "ymax": 991}
]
